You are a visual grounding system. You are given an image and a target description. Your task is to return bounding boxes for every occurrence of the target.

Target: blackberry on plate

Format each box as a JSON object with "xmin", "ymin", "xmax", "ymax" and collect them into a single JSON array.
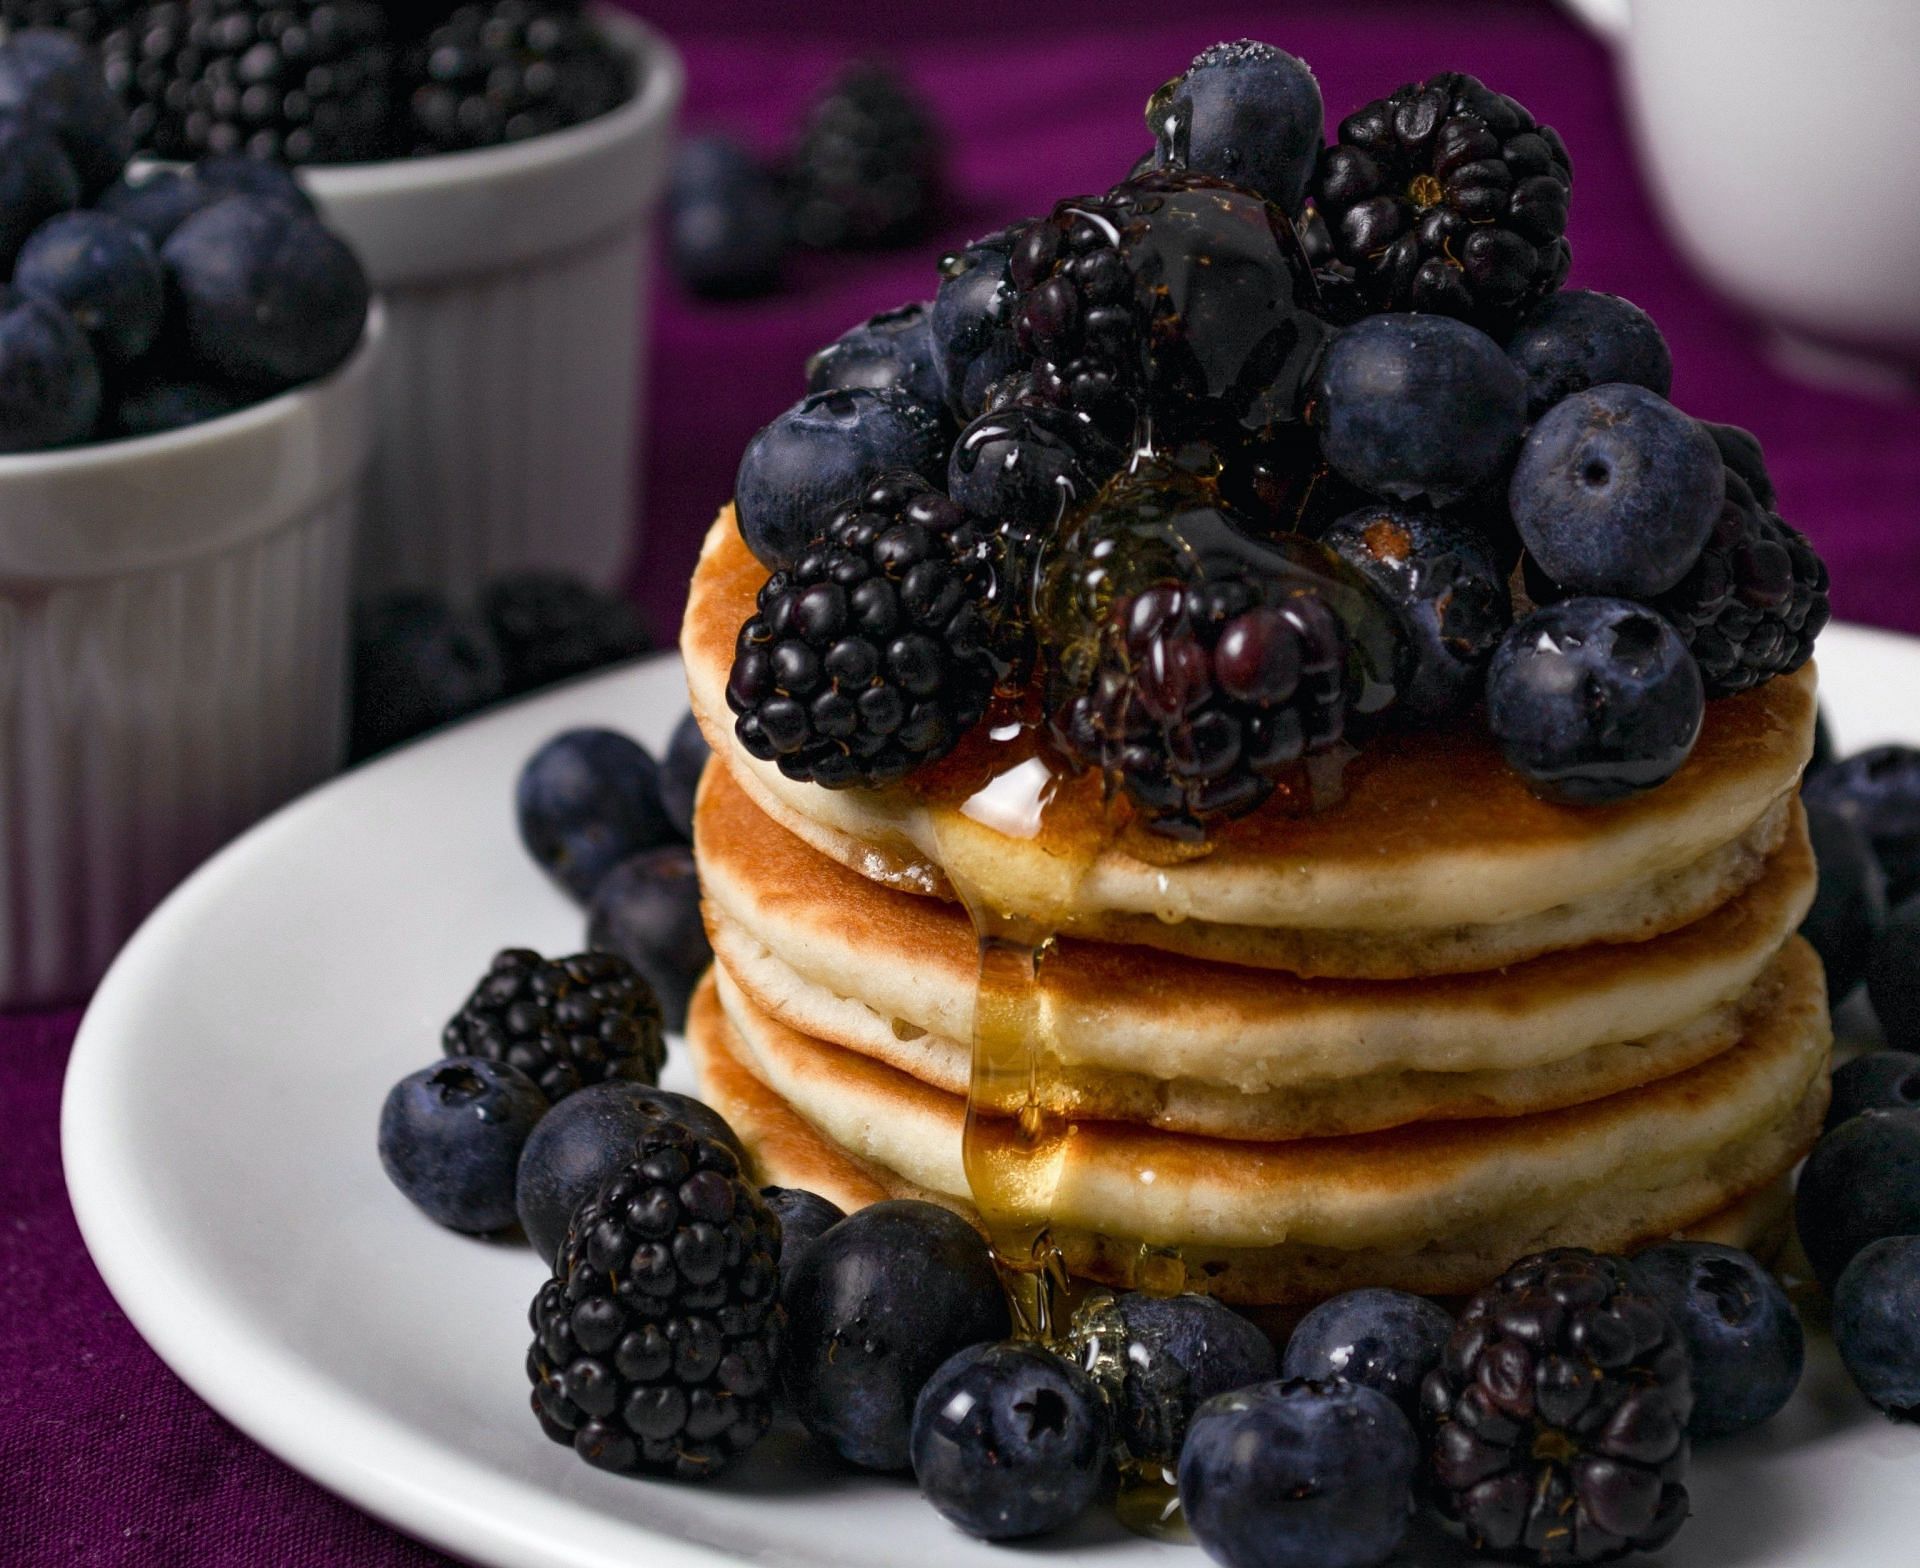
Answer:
[
  {"xmin": 1007, "ymin": 170, "xmax": 1330, "ymax": 442},
  {"xmin": 1789, "ymin": 1097, "xmax": 1920, "ymax": 1282},
  {"xmin": 1069, "ymin": 1289, "xmax": 1277, "ymax": 1472},
  {"xmin": 1486, "ymin": 598, "xmax": 1704, "ymax": 805},
  {"xmin": 526, "ymin": 1120, "xmax": 783, "ymax": 1480},
  {"xmin": 727, "ymin": 471, "xmax": 1010, "ymax": 790},
  {"xmin": 806, "ymin": 301, "xmax": 944, "ymax": 410},
  {"xmin": 1147, "ymin": 39, "xmax": 1323, "ymax": 217},
  {"xmin": 1421, "ymin": 1248, "xmax": 1693, "ymax": 1564},
  {"xmin": 516, "ymin": 1080, "xmax": 743, "ymax": 1266},
  {"xmin": 1831, "ymin": 1234, "xmax": 1920, "ymax": 1419},
  {"xmin": 1700, "ymin": 420, "xmax": 1775, "ymax": 511},
  {"xmin": 378, "ymin": 1057, "xmax": 547, "ymax": 1234},
  {"xmin": 910, "ymin": 1341, "xmax": 1111, "ymax": 1541},
  {"xmin": 1180, "ymin": 1378, "xmax": 1419, "ymax": 1568},
  {"xmin": 1826, "ymin": 1050, "xmax": 1920, "ymax": 1134},
  {"xmin": 1649, "ymin": 480, "xmax": 1828, "ymax": 697},
  {"xmin": 1310, "ymin": 71, "xmax": 1572, "ymax": 333},
  {"xmin": 1324, "ymin": 503, "xmax": 1511, "ymax": 719},
  {"xmin": 516, "ymin": 727, "xmax": 674, "ymax": 904},
  {"xmin": 403, "ymin": 1, "xmax": 631, "ymax": 157},
  {"xmin": 97, "ymin": 0, "xmax": 396, "ymax": 165},
  {"xmin": 482, "ymin": 572, "xmax": 651, "ymax": 698},
  {"xmin": 1044, "ymin": 466, "xmax": 1403, "ymax": 839},
  {"xmin": 1799, "ymin": 799, "xmax": 1887, "ymax": 1002},
  {"xmin": 1803, "ymin": 745, "xmax": 1920, "ymax": 904},
  {"xmin": 787, "ymin": 63, "xmax": 942, "ymax": 251},
  {"xmin": 443, "ymin": 947, "xmax": 665, "ymax": 1106},
  {"xmin": 1282, "ymin": 1286, "xmax": 1453, "ymax": 1421},
  {"xmin": 1630, "ymin": 1241, "xmax": 1803, "ymax": 1441},
  {"xmin": 733, "ymin": 385, "xmax": 946, "ymax": 571},
  {"xmin": 586, "ymin": 844, "xmax": 710, "ymax": 1033}
]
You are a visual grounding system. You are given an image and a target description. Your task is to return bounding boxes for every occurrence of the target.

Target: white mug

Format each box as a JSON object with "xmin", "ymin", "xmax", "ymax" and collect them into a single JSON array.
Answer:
[{"xmin": 1569, "ymin": 0, "xmax": 1920, "ymax": 374}]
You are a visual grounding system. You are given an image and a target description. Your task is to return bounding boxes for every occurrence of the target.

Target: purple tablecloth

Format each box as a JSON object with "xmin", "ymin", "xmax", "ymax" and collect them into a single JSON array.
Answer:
[{"xmin": 5, "ymin": 3, "xmax": 1917, "ymax": 1562}]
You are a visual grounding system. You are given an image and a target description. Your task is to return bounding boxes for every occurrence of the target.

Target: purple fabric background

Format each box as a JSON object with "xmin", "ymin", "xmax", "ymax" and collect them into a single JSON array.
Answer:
[{"xmin": 4, "ymin": 3, "xmax": 1916, "ymax": 1562}]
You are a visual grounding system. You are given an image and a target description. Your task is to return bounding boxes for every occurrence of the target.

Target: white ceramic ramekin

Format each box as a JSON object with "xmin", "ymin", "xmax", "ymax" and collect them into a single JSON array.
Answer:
[
  {"xmin": 0, "ymin": 305, "xmax": 384, "ymax": 1008},
  {"xmin": 304, "ymin": 10, "xmax": 683, "ymax": 600}
]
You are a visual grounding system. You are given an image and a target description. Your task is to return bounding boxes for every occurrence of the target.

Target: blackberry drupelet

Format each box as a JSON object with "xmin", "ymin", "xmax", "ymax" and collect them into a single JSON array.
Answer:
[
  {"xmin": 1422, "ymin": 1248, "xmax": 1692, "ymax": 1565},
  {"xmin": 526, "ymin": 1122, "xmax": 783, "ymax": 1480},
  {"xmin": 402, "ymin": 1, "xmax": 630, "ymax": 156},
  {"xmin": 97, "ymin": 1, "xmax": 396, "ymax": 164},
  {"xmin": 1007, "ymin": 169, "xmax": 1330, "ymax": 443},
  {"xmin": 444, "ymin": 948, "xmax": 665, "ymax": 1104},
  {"xmin": 787, "ymin": 63, "xmax": 942, "ymax": 250},
  {"xmin": 726, "ymin": 472, "xmax": 1010, "ymax": 789},
  {"xmin": 1649, "ymin": 476, "xmax": 1829, "ymax": 697},
  {"xmin": 1311, "ymin": 72, "xmax": 1571, "ymax": 333},
  {"xmin": 1044, "ymin": 468, "xmax": 1403, "ymax": 839}
]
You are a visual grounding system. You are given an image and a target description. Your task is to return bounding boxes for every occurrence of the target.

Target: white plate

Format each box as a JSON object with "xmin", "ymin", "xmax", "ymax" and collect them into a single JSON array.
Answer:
[{"xmin": 63, "ymin": 631, "xmax": 1920, "ymax": 1568}]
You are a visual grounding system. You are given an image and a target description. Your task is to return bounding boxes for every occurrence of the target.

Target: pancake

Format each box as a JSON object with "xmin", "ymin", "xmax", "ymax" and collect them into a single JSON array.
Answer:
[
  {"xmin": 688, "ymin": 968, "xmax": 1822, "ymax": 1304},
  {"xmin": 696, "ymin": 761, "xmax": 1817, "ymax": 1108},
  {"xmin": 683, "ymin": 510, "xmax": 1817, "ymax": 970}
]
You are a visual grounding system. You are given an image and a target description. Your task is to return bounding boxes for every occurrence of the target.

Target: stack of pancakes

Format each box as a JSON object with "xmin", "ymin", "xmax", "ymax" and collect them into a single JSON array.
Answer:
[{"xmin": 681, "ymin": 512, "xmax": 1833, "ymax": 1305}]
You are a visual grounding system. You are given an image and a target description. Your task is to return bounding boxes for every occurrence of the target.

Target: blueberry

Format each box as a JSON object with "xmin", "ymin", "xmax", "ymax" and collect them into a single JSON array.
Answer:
[
  {"xmin": 586, "ymin": 846, "xmax": 710, "ymax": 1032},
  {"xmin": 930, "ymin": 230, "xmax": 1022, "ymax": 421},
  {"xmin": 1178, "ymin": 1379, "xmax": 1418, "ymax": 1568},
  {"xmin": 349, "ymin": 591, "xmax": 505, "ymax": 762},
  {"xmin": 782, "ymin": 1198, "xmax": 1011, "ymax": 1470},
  {"xmin": 378, "ymin": 1059, "xmax": 547, "ymax": 1234},
  {"xmin": 1805, "ymin": 746, "xmax": 1920, "ymax": 905},
  {"xmin": 515, "ymin": 1080, "xmax": 743, "ymax": 1266},
  {"xmin": 949, "ymin": 401, "xmax": 1116, "ymax": 537},
  {"xmin": 161, "ymin": 195, "xmax": 370, "ymax": 393},
  {"xmin": 806, "ymin": 301, "xmax": 946, "ymax": 410},
  {"xmin": 0, "ymin": 29, "xmax": 131, "ymax": 198},
  {"xmin": 1701, "ymin": 419, "xmax": 1776, "ymax": 510},
  {"xmin": 1794, "ymin": 1108, "xmax": 1920, "ymax": 1289},
  {"xmin": 1511, "ymin": 384, "xmax": 1724, "ymax": 598},
  {"xmin": 191, "ymin": 155, "xmax": 315, "ymax": 214},
  {"xmin": 480, "ymin": 573, "xmax": 651, "ymax": 698},
  {"xmin": 1630, "ymin": 1241, "xmax": 1804, "ymax": 1439},
  {"xmin": 1801, "ymin": 799, "xmax": 1889, "ymax": 1002},
  {"xmin": 95, "ymin": 169, "xmax": 222, "ymax": 248},
  {"xmin": 760, "ymin": 1186, "xmax": 844, "ymax": 1292},
  {"xmin": 13, "ymin": 211, "xmax": 162, "ymax": 366},
  {"xmin": 667, "ymin": 134, "xmax": 788, "ymax": 298},
  {"xmin": 1827, "ymin": 1052, "xmax": 1920, "ymax": 1134},
  {"xmin": 516, "ymin": 729, "xmax": 673, "ymax": 905},
  {"xmin": 109, "ymin": 376, "xmax": 242, "ymax": 440},
  {"xmin": 1505, "ymin": 289, "xmax": 1673, "ymax": 421},
  {"xmin": 1323, "ymin": 505, "xmax": 1511, "ymax": 719},
  {"xmin": 659, "ymin": 709, "xmax": 710, "ymax": 841},
  {"xmin": 1868, "ymin": 896, "xmax": 1920, "ymax": 1052},
  {"xmin": 1831, "ymin": 1234, "xmax": 1920, "ymax": 1419},
  {"xmin": 1150, "ymin": 40, "xmax": 1323, "ymax": 216},
  {"xmin": 1071, "ymin": 1290, "xmax": 1276, "ymax": 1469},
  {"xmin": 734, "ymin": 386, "xmax": 946, "ymax": 570},
  {"xmin": 0, "ymin": 113, "xmax": 79, "ymax": 274},
  {"xmin": 1486, "ymin": 597, "xmax": 1704, "ymax": 804},
  {"xmin": 910, "ymin": 1341, "xmax": 1110, "ymax": 1540},
  {"xmin": 1281, "ymin": 1288, "xmax": 1453, "ymax": 1421},
  {"xmin": 0, "ymin": 286, "xmax": 100, "ymax": 453},
  {"xmin": 1316, "ymin": 314, "xmax": 1527, "ymax": 507}
]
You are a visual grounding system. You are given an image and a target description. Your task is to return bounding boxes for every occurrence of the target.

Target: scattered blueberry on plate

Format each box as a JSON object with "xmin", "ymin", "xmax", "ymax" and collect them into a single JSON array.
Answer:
[
  {"xmin": 378, "ymin": 1058, "xmax": 547, "ymax": 1235},
  {"xmin": 516, "ymin": 729, "xmax": 675, "ymax": 905},
  {"xmin": 1281, "ymin": 1286, "xmax": 1452, "ymax": 1421}
]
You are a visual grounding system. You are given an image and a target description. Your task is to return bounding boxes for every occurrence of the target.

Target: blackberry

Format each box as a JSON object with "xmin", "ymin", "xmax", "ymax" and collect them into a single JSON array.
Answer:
[
  {"xmin": 526, "ymin": 1122, "xmax": 783, "ymax": 1480},
  {"xmin": 1649, "ymin": 477, "xmax": 1828, "ymax": 697},
  {"xmin": 1007, "ymin": 170, "xmax": 1331, "ymax": 443},
  {"xmin": 0, "ymin": 2, "xmax": 138, "ymax": 39},
  {"xmin": 402, "ymin": 1, "xmax": 630, "ymax": 157},
  {"xmin": 480, "ymin": 571, "xmax": 650, "ymax": 698},
  {"xmin": 1045, "ymin": 466, "xmax": 1402, "ymax": 839},
  {"xmin": 97, "ymin": 1, "xmax": 396, "ymax": 164},
  {"xmin": 1421, "ymin": 1249, "xmax": 1692, "ymax": 1564},
  {"xmin": 726, "ymin": 472, "xmax": 1010, "ymax": 790},
  {"xmin": 1311, "ymin": 72, "xmax": 1572, "ymax": 333},
  {"xmin": 443, "ymin": 948, "xmax": 665, "ymax": 1105},
  {"xmin": 787, "ymin": 63, "xmax": 942, "ymax": 250}
]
